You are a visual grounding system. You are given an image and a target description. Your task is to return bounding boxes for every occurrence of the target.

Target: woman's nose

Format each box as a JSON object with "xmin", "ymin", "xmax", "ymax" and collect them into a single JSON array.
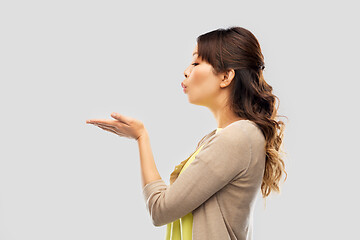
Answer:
[{"xmin": 184, "ymin": 68, "xmax": 189, "ymax": 78}]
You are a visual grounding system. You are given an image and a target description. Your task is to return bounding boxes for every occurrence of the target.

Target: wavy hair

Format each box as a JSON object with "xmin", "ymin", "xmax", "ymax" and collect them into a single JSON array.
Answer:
[{"xmin": 196, "ymin": 26, "xmax": 288, "ymax": 200}]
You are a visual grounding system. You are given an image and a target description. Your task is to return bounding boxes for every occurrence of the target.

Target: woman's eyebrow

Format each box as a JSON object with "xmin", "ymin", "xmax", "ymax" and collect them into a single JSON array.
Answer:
[{"xmin": 192, "ymin": 52, "xmax": 198, "ymax": 56}]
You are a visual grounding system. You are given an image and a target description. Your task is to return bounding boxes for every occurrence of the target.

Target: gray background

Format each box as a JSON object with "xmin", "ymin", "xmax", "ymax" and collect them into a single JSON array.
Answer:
[{"xmin": 1, "ymin": 0, "xmax": 359, "ymax": 239}]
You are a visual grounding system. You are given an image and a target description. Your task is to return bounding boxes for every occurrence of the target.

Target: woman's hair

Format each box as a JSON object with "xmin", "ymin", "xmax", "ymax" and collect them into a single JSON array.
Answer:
[{"xmin": 196, "ymin": 26, "xmax": 288, "ymax": 200}]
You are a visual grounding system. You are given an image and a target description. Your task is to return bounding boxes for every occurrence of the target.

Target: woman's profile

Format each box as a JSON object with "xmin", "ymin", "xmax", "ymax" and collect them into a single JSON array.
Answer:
[{"xmin": 86, "ymin": 26, "xmax": 287, "ymax": 240}]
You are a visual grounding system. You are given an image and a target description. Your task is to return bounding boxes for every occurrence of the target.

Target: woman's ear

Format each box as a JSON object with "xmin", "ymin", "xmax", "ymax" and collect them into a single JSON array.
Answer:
[{"xmin": 220, "ymin": 69, "xmax": 235, "ymax": 88}]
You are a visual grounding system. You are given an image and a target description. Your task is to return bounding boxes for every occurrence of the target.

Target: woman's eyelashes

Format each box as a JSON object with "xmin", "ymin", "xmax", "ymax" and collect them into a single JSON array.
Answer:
[{"xmin": 192, "ymin": 63, "xmax": 199, "ymax": 66}]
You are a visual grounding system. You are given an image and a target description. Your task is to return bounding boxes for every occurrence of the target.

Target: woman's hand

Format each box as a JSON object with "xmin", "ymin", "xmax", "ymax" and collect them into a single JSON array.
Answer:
[{"xmin": 86, "ymin": 112, "xmax": 145, "ymax": 141}]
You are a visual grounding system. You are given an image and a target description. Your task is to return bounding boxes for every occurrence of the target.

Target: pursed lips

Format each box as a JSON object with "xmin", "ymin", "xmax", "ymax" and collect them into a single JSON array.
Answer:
[{"xmin": 181, "ymin": 82, "xmax": 187, "ymax": 89}]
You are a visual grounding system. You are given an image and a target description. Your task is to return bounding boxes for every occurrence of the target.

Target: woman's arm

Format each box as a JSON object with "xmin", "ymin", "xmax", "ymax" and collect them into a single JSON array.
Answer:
[
  {"xmin": 137, "ymin": 128, "xmax": 162, "ymax": 188},
  {"xmin": 142, "ymin": 122, "xmax": 256, "ymax": 226}
]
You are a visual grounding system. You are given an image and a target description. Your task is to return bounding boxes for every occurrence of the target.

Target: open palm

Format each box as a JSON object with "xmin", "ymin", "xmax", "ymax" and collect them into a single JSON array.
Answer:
[{"xmin": 86, "ymin": 112, "xmax": 145, "ymax": 140}]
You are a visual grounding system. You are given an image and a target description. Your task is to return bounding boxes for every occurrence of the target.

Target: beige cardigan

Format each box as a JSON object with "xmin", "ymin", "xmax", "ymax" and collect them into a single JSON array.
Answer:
[{"xmin": 142, "ymin": 119, "xmax": 266, "ymax": 240}]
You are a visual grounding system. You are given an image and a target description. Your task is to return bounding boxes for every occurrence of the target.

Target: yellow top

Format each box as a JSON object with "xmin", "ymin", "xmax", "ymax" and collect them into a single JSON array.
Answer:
[{"xmin": 165, "ymin": 127, "xmax": 223, "ymax": 240}]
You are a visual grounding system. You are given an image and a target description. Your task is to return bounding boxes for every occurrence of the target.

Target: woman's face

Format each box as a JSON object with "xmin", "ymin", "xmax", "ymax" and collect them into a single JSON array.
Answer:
[{"xmin": 182, "ymin": 44, "xmax": 223, "ymax": 106}]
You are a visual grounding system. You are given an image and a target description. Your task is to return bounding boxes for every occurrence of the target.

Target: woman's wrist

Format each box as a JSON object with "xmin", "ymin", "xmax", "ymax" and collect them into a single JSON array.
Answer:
[{"xmin": 136, "ymin": 127, "xmax": 148, "ymax": 141}]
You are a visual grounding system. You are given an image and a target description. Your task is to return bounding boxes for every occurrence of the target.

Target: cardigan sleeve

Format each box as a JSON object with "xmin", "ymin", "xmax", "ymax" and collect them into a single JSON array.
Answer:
[{"xmin": 142, "ymin": 124, "xmax": 252, "ymax": 227}]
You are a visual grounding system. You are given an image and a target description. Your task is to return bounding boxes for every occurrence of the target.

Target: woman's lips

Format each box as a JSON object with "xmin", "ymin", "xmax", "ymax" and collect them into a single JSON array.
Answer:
[{"xmin": 181, "ymin": 83, "xmax": 188, "ymax": 93}]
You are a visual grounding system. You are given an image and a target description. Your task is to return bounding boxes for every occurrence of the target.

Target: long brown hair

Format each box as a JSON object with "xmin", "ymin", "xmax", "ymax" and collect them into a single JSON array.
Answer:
[{"xmin": 196, "ymin": 26, "xmax": 288, "ymax": 200}]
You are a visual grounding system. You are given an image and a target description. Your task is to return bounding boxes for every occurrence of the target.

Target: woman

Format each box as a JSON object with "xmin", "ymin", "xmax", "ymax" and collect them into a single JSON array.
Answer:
[{"xmin": 86, "ymin": 26, "xmax": 287, "ymax": 240}]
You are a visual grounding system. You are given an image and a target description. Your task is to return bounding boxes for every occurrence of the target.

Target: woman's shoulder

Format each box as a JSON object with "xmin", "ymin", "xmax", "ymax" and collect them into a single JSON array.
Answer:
[
  {"xmin": 218, "ymin": 120, "xmax": 265, "ymax": 145},
  {"xmin": 196, "ymin": 119, "xmax": 264, "ymax": 148}
]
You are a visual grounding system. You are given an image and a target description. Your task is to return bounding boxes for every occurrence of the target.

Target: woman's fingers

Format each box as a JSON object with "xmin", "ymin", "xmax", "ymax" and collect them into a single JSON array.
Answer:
[
  {"xmin": 87, "ymin": 119, "xmax": 118, "ymax": 128},
  {"xmin": 86, "ymin": 118, "xmax": 106, "ymax": 124},
  {"xmin": 95, "ymin": 124, "xmax": 121, "ymax": 135},
  {"xmin": 92, "ymin": 121, "xmax": 117, "ymax": 128},
  {"xmin": 92, "ymin": 122, "xmax": 115, "ymax": 130},
  {"xmin": 86, "ymin": 119, "xmax": 107, "ymax": 124},
  {"xmin": 93, "ymin": 123, "xmax": 128, "ymax": 138}
]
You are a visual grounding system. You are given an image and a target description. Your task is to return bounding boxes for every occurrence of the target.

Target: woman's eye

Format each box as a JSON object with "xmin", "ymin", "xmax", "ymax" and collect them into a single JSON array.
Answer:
[{"xmin": 192, "ymin": 63, "xmax": 199, "ymax": 66}]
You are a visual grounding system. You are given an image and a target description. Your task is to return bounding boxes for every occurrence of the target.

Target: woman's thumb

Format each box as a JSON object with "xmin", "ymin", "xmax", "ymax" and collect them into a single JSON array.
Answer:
[
  {"xmin": 111, "ymin": 112, "xmax": 120, "ymax": 119},
  {"xmin": 111, "ymin": 112, "xmax": 128, "ymax": 122}
]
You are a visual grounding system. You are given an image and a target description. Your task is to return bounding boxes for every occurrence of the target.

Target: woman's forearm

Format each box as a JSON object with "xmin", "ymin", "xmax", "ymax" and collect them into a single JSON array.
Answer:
[{"xmin": 137, "ymin": 128, "xmax": 162, "ymax": 188}]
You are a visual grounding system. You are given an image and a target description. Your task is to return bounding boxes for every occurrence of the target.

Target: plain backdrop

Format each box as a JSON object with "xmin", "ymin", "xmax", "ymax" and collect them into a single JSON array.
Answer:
[{"xmin": 1, "ymin": 0, "xmax": 359, "ymax": 239}]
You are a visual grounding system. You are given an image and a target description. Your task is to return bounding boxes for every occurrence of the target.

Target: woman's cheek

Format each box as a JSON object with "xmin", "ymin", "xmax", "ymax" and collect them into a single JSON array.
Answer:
[{"xmin": 191, "ymin": 69, "xmax": 206, "ymax": 86}]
